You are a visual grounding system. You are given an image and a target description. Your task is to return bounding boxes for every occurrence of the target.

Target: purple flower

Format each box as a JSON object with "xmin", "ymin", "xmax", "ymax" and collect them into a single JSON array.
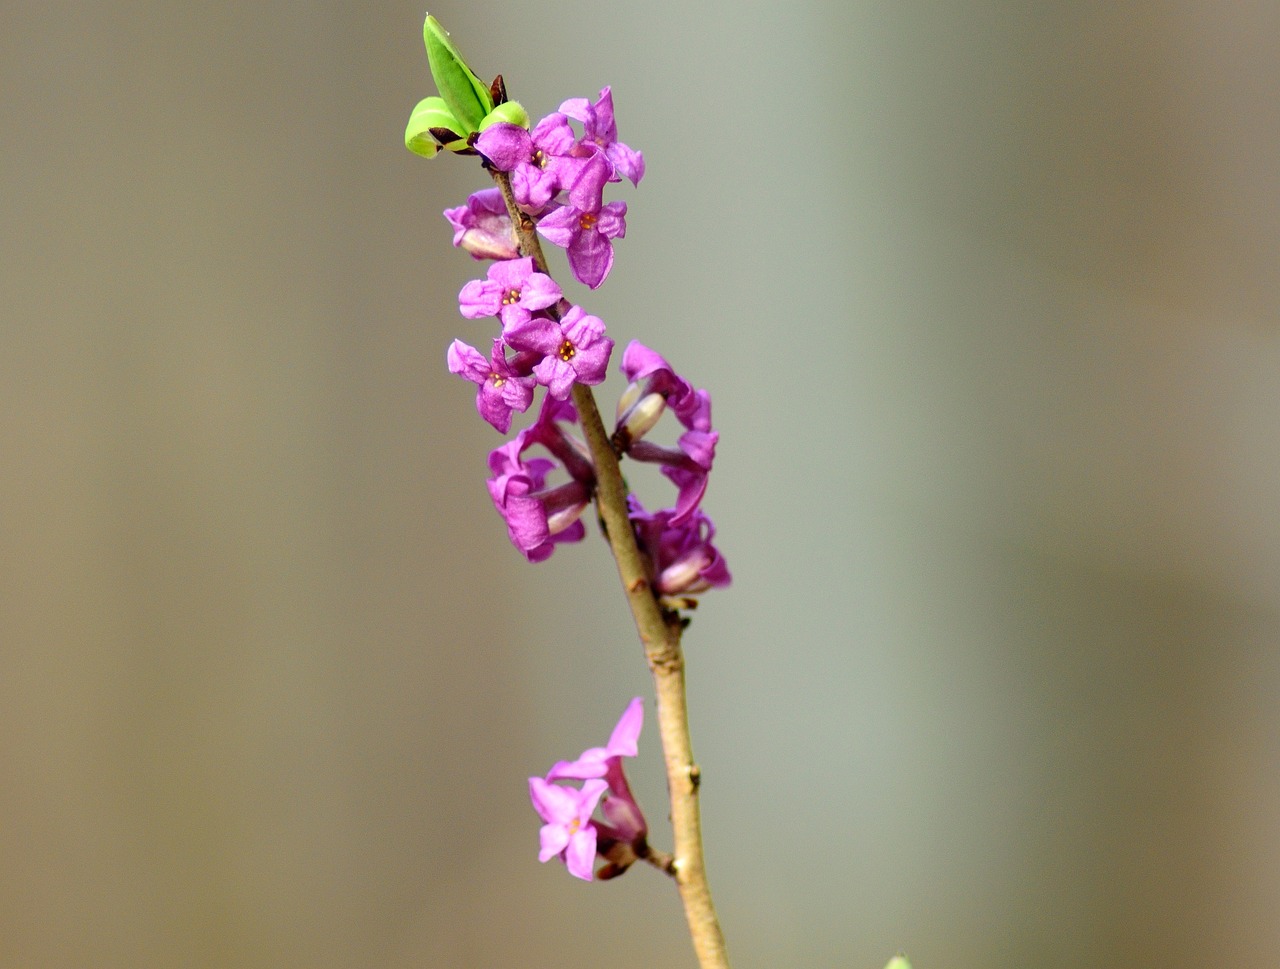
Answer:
[
  {"xmin": 529, "ymin": 776, "xmax": 608, "ymax": 881},
  {"xmin": 443, "ymin": 188, "xmax": 518, "ymax": 261},
  {"xmin": 630, "ymin": 500, "xmax": 731, "ymax": 597},
  {"xmin": 458, "ymin": 256, "xmax": 562, "ymax": 329},
  {"xmin": 560, "ymin": 86, "xmax": 645, "ymax": 186},
  {"xmin": 487, "ymin": 439, "xmax": 588, "ymax": 562},
  {"xmin": 536, "ymin": 201, "xmax": 627, "ymax": 290},
  {"xmin": 446, "ymin": 338, "xmax": 535, "ymax": 433},
  {"xmin": 613, "ymin": 342, "xmax": 718, "ymax": 522},
  {"xmin": 475, "ymin": 115, "xmax": 581, "ymax": 211},
  {"xmin": 615, "ymin": 341, "xmax": 696, "ymax": 433},
  {"xmin": 541, "ymin": 698, "xmax": 649, "ymax": 880},
  {"xmin": 504, "ymin": 305, "xmax": 614, "ymax": 399}
]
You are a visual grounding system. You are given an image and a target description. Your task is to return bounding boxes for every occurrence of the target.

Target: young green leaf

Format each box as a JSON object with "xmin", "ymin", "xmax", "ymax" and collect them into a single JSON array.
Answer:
[
  {"xmin": 404, "ymin": 96, "xmax": 467, "ymax": 157},
  {"xmin": 423, "ymin": 15, "xmax": 494, "ymax": 135},
  {"xmin": 479, "ymin": 101, "xmax": 530, "ymax": 133}
]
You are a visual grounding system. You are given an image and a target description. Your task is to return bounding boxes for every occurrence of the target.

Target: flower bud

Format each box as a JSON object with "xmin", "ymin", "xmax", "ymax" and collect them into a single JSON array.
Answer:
[
  {"xmin": 541, "ymin": 481, "xmax": 591, "ymax": 535},
  {"xmin": 615, "ymin": 391, "xmax": 667, "ymax": 448}
]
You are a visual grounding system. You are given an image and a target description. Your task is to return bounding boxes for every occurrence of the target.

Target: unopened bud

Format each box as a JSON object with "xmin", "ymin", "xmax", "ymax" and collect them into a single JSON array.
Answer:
[
  {"xmin": 541, "ymin": 481, "xmax": 591, "ymax": 535},
  {"xmin": 615, "ymin": 391, "xmax": 667, "ymax": 449}
]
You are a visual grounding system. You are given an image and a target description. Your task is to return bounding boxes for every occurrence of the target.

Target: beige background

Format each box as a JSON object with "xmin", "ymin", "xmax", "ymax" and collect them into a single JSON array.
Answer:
[{"xmin": 3, "ymin": 1, "xmax": 1279, "ymax": 967}]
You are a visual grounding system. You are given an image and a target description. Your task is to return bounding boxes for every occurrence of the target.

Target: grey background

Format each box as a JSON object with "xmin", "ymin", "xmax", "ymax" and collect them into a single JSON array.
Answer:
[{"xmin": 3, "ymin": 1, "xmax": 1279, "ymax": 967}]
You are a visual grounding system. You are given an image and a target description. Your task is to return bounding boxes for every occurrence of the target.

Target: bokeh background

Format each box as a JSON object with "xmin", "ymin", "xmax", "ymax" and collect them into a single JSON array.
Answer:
[{"xmin": 3, "ymin": 1, "xmax": 1278, "ymax": 966}]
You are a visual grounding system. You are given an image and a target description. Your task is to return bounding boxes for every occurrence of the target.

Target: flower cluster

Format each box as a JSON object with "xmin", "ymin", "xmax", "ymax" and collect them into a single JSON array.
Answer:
[
  {"xmin": 409, "ymin": 18, "xmax": 732, "ymax": 892},
  {"xmin": 440, "ymin": 88, "xmax": 730, "ymax": 598},
  {"xmin": 530, "ymin": 698, "xmax": 650, "ymax": 881}
]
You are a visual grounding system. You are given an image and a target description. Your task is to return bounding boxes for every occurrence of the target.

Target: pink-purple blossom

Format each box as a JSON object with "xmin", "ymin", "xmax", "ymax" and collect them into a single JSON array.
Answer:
[
  {"xmin": 487, "ymin": 438, "xmax": 587, "ymax": 562},
  {"xmin": 446, "ymin": 338, "xmax": 535, "ymax": 433},
  {"xmin": 529, "ymin": 776, "xmax": 608, "ymax": 881},
  {"xmin": 535, "ymin": 698, "xmax": 650, "ymax": 880},
  {"xmin": 536, "ymin": 200, "xmax": 627, "ymax": 290},
  {"xmin": 443, "ymin": 188, "xmax": 519, "ymax": 261},
  {"xmin": 504, "ymin": 304, "xmax": 614, "ymax": 398},
  {"xmin": 458, "ymin": 256, "xmax": 562, "ymax": 329},
  {"xmin": 560, "ymin": 86, "xmax": 645, "ymax": 187},
  {"xmin": 614, "ymin": 342, "xmax": 719, "ymax": 524},
  {"xmin": 630, "ymin": 500, "xmax": 731, "ymax": 597},
  {"xmin": 476, "ymin": 115, "xmax": 580, "ymax": 212}
]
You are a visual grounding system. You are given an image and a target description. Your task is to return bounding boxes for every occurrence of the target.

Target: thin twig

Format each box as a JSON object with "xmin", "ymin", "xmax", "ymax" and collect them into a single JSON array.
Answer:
[{"xmin": 492, "ymin": 168, "xmax": 730, "ymax": 969}]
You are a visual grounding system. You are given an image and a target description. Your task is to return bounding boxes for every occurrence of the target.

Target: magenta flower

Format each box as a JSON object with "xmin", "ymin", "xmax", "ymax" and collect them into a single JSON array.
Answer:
[
  {"xmin": 536, "ymin": 201, "xmax": 627, "ymax": 290},
  {"xmin": 458, "ymin": 257, "xmax": 562, "ymax": 329},
  {"xmin": 504, "ymin": 305, "xmax": 614, "ymax": 399},
  {"xmin": 443, "ymin": 188, "xmax": 518, "ymax": 261},
  {"xmin": 630, "ymin": 500, "xmax": 731, "ymax": 597},
  {"xmin": 529, "ymin": 776, "xmax": 608, "ymax": 881},
  {"xmin": 487, "ymin": 439, "xmax": 588, "ymax": 562},
  {"xmin": 615, "ymin": 341, "xmax": 696, "ymax": 433},
  {"xmin": 446, "ymin": 338, "xmax": 535, "ymax": 433},
  {"xmin": 541, "ymin": 698, "xmax": 649, "ymax": 879},
  {"xmin": 475, "ymin": 114, "xmax": 580, "ymax": 211},
  {"xmin": 614, "ymin": 342, "xmax": 718, "ymax": 522},
  {"xmin": 560, "ymin": 86, "xmax": 645, "ymax": 186}
]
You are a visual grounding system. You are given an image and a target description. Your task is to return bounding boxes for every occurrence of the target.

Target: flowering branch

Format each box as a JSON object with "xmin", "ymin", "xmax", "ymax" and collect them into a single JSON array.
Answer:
[
  {"xmin": 493, "ymin": 160, "xmax": 731, "ymax": 969},
  {"xmin": 405, "ymin": 15, "xmax": 731, "ymax": 969}
]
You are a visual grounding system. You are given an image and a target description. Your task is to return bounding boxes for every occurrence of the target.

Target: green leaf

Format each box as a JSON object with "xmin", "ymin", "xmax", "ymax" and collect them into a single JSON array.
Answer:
[
  {"xmin": 404, "ymin": 96, "xmax": 467, "ymax": 157},
  {"xmin": 479, "ymin": 100, "xmax": 530, "ymax": 132},
  {"xmin": 883, "ymin": 955, "xmax": 912, "ymax": 969},
  {"xmin": 423, "ymin": 15, "xmax": 493, "ymax": 135}
]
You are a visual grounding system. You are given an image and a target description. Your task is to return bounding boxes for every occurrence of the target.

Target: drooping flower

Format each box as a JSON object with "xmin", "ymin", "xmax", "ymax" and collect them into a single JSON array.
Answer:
[
  {"xmin": 446, "ymin": 338, "xmax": 535, "ymax": 433},
  {"xmin": 535, "ymin": 200, "xmax": 627, "ymax": 290},
  {"xmin": 560, "ymin": 86, "xmax": 645, "ymax": 187},
  {"xmin": 613, "ymin": 342, "xmax": 718, "ymax": 522},
  {"xmin": 458, "ymin": 256, "xmax": 562, "ymax": 329},
  {"xmin": 504, "ymin": 305, "xmax": 614, "ymax": 399},
  {"xmin": 615, "ymin": 341, "xmax": 696, "ymax": 440},
  {"xmin": 630, "ymin": 499, "xmax": 731, "ymax": 597},
  {"xmin": 487, "ymin": 439, "xmax": 588, "ymax": 562},
  {"xmin": 529, "ymin": 776, "xmax": 608, "ymax": 881},
  {"xmin": 443, "ymin": 188, "xmax": 519, "ymax": 261}
]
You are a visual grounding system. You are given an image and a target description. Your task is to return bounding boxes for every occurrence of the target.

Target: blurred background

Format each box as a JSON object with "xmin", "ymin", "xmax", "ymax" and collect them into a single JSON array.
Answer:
[{"xmin": 3, "ymin": 0, "xmax": 1278, "ymax": 966}]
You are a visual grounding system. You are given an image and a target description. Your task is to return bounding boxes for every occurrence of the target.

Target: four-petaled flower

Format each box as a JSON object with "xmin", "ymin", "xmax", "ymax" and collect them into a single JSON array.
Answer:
[
  {"xmin": 446, "ymin": 338, "xmax": 535, "ymax": 433},
  {"xmin": 560, "ymin": 86, "xmax": 645, "ymax": 187},
  {"xmin": 476, "ymin": 115, "xmax": 582, "ymax": 212},
  {"xmin": 505, "ymin": 305, "xmax": 614, "ymax": 398},
  {"xmin": 533, "ymin": 698, "xmax": 650, "ymax": 881},
  {"xmin": 536, "ymin": 200, "xmax": 627, "ymax": 290},
  {"xmin": 529, "ymin": 776, "xmax": 608, "ymax": 881},
  {"xmin": 459, "ymin": 256, "xmax": 562, "ymax": 329}
]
